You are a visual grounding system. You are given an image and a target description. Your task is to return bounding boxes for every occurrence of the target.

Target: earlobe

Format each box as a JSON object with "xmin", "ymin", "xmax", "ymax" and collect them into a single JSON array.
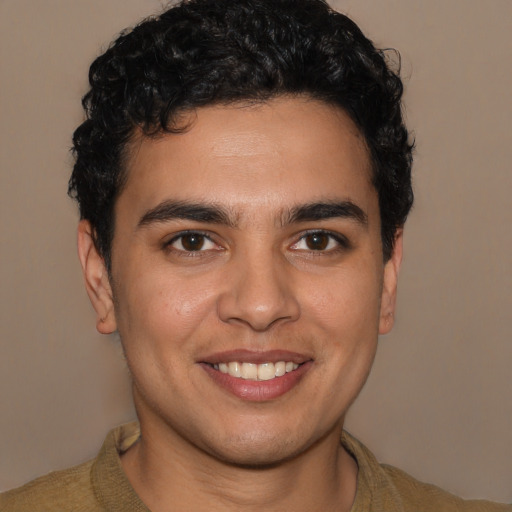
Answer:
[
  {"xmin": 379, "ymin": 229, "xmax": 403, "ymax": 335},
  {"xmin": 77, "ymin": 220, "xmax": 117, "ymax": 334}
]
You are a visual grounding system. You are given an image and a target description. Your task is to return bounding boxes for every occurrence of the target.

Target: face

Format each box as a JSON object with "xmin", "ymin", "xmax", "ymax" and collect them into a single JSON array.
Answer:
[{"xmin": 79, "ymin": 97, "xmax": 401, "ymax": 466}]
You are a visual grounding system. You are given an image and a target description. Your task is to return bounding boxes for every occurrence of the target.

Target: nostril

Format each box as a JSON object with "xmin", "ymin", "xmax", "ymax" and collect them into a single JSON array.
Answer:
[
  {"xmin": 217, "ymin": 289, "xmax": 300, "ymax": 331},
  {"xmin": 216, "ymin": 258, "xmax": 301, "ymax": 330}
]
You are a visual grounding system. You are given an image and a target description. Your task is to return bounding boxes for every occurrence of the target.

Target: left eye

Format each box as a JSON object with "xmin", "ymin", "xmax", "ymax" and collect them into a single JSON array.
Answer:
[
  {"xmin": 291, "ymin": 232, "xmax": 343, "ymax": 251},
  {"xmin": 169, "ymin": 233, "xmax": 217, "ymax": 252}
]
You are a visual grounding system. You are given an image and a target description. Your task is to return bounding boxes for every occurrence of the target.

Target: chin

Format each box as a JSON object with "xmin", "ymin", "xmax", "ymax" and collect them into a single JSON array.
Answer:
[
  {"xmin": 200, "ymin": 425, "xmax": 324, "ymax": 468},
  {"xmin": 210, "ymin": 441, "xmax": 301, "ymax": 468}
]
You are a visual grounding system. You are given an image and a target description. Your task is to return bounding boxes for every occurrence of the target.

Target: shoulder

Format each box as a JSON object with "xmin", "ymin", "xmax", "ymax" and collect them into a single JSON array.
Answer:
[
  {"xmin": 0, "ymin": 423, "xmax": 142, "ymax": 512},
  {"xmin": 381, "ymin": 464, "xmax": 512, "ymax": 512},
  {"xmin": 0, "ymin": 459, "xmax": 101, "ymax": 512},
  {"xmin": 342, "ymin": 431, "xmax": 511, "ymax": 512}
]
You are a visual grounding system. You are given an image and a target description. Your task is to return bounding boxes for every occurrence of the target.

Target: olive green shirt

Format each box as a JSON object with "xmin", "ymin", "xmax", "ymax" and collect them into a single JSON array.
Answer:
[{"xmin": 1, "ymin": 423, "xmax": 510, "ymax": 511}]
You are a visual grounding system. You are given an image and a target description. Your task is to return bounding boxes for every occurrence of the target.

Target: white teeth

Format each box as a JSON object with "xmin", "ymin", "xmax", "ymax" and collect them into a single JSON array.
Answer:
[
  {"xmin": 228, "ymin": 361, "xmax": 241, "ymax": 377},
  {"xmin": 275, "ymin": 361, "xmax": 286, "ymax": 377},
  {"xmin": 241, "ymin": 362, "xmax": 258, "ymax": 380},
  {"xmin": 257, "ymin": 362, "xmax": 275, "ymax": 381},
  {"xmin": 214, "ymin": 360, "xmax": 301, "ymax": 381}
]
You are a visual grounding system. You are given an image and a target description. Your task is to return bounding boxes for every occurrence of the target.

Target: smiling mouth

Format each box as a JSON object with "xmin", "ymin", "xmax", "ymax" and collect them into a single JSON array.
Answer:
[{"xmin": 210, "ymin": 361, "xmax": 301, "ymax": 381}]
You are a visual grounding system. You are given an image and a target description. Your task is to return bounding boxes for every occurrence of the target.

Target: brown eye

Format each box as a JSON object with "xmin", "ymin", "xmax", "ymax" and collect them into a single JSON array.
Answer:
[
  {"xmin": 180, "ymin": 233, "xmax": 205, "ymax": 251},
  {"xmin": 304, "ymin": 232, "xmax": 330, "ymax": 250},
  {"xmin": 290, "ymin": 231, "xmax": 348, "ymax": 253},
  {"xmin": 169, "ymin": 232, "xmax": 217, "ymax": 252}
]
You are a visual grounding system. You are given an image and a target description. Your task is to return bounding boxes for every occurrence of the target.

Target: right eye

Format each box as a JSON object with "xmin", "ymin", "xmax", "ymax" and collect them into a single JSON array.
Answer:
[{"xmin": 167, "ymin": 232, "xmax": 218, "ymax": 253}]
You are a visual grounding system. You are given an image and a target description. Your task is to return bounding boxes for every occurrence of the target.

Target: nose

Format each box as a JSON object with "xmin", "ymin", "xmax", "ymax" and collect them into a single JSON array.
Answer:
[{"xmin": 217, "ymin": 250, "xmax": 300, "ymax": 332}]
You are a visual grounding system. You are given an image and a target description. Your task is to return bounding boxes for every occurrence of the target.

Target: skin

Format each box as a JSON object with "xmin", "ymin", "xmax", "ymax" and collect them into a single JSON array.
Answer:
[{"xmin": 78, "ymin": 97, "xmax": 402, "ymax": 512}]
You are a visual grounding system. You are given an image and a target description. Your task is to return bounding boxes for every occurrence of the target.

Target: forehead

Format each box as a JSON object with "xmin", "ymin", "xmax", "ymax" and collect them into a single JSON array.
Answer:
[{"xmin": 118, "ymin": 97, "xmax": 376, "ymax": 224}]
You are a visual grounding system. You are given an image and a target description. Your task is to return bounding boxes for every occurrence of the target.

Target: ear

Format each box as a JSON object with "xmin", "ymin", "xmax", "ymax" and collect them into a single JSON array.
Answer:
[
  {"xmin": 77, "ymin": 220, "xmax": 117, "ymax": 334},
  {"xmin": 378, "ymin": 229, "xmax": 403, "ymax": 335}
]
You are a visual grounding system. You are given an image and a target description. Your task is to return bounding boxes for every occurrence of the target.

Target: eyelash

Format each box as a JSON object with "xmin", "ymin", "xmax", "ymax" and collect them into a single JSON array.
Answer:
[
  {"xmin": 164, "ymin": 229, "xmax": 350, "ymax": 256},
  {"xmin": 164, "ymin": 231, "xmax": 221, "ymax": 256},
  {"xmin": 290, "ymin": 230, "xmax": 350, "ymax": 254}
]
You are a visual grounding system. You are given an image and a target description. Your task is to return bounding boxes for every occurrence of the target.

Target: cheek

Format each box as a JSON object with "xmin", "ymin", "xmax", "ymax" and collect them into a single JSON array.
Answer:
[
  {"xmin": 115, "ymin": 268, "xmax": 220, "ymax": 350},
  {"xmin": 300, "ymin": 264, "xmax": 382, "ymax": 332}
]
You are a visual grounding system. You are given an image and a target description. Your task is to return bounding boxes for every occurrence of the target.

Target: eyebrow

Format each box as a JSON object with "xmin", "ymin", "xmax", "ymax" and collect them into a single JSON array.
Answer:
[
  {"xmin": 137, "ymin": 199, "xmax": 367, "ymax": 229},
  {"xmin": 138, "ymin": 200, "xmax": 236, "ymax": 228},
  {"xmin": 283, "ymin": 201, "xmax": 368, "ymax": 227}
]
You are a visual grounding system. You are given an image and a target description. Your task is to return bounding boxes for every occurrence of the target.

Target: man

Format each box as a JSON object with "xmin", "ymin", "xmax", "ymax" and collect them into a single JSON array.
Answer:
[{"xmin": 1, "ymin": 0, "xmax": 509, "ymax": 511}]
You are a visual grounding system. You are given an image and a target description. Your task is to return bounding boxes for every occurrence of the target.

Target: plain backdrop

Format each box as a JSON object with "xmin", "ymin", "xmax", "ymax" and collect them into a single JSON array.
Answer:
[{"xmin": 1, "ymin": 0, "xmax": 511, "ymax": 502}]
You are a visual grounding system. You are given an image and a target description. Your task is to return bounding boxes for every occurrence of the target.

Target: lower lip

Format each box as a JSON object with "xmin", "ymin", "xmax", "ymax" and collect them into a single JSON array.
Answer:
[{"xmin": 200, "ymin": 362, "xmax": 312, "ymax": 402}]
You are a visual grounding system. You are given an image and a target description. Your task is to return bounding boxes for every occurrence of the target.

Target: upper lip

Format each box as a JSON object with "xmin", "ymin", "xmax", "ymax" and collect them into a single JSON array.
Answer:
[{"xmin": 199, "ymin": 349, "xmax": 312, "ymax": 365}]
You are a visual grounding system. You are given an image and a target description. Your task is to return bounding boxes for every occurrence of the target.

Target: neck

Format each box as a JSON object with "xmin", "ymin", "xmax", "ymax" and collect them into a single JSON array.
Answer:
[{"xmin": 121, "ymin": 417, "xmax": 358, "ymax": 512}]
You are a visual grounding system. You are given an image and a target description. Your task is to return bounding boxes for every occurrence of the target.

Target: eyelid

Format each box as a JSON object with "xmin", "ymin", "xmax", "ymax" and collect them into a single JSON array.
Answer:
[
  {"xmin": 164, "ymin": 230, "xmax": 221, "ymax": 252},
  {"xmin": 290, "ymin": 229, "xmax": 350, "ymax": 251}
]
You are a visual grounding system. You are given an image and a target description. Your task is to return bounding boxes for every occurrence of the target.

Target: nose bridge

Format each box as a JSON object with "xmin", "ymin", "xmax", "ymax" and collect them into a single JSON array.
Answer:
[{"xmin": 217, "ymin": 243, "xmax": 300, "ymax": 331}]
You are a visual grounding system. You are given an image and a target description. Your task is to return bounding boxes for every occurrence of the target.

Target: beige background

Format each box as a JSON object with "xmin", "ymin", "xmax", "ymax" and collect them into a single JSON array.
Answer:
[{"xmin": 1, "ymin": 0, "xmax": 511, "ymax": 502}]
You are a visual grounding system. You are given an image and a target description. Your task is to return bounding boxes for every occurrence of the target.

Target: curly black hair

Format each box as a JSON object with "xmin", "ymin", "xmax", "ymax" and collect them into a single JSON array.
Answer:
[{"xmin": 69, "ymin": 0, "xmax": 413, "ymax": 269}]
